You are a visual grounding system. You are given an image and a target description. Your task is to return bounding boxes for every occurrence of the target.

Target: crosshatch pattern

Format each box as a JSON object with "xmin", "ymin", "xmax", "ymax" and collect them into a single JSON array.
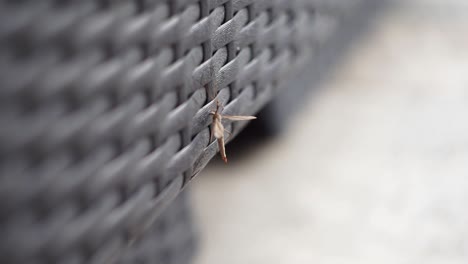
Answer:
[{"xmin": 0, "ymin": 0, "xmax": 365, "ymax": 263}]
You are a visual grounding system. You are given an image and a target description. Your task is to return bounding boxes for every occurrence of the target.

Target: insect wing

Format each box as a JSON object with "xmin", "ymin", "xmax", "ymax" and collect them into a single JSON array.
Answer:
[
  {"xmin": 222, "ymin": 115, "xmax": 257, "ymax": 121},
  {"xmin": 213, "ymin": 117, "xmax": 225, "ymax": 139}
]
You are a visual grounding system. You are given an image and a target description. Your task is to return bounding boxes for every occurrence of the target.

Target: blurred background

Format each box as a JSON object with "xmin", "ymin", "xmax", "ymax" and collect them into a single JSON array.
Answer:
[{"xmin": 192, "ymin": 0, "xmax": 468, "ymax": 263}]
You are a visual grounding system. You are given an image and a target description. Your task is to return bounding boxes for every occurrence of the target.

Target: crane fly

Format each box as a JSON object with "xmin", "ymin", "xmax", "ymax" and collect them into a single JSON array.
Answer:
[{"xmin": 210, "ymin": 100, "xmax": 256, "ymax": 163}]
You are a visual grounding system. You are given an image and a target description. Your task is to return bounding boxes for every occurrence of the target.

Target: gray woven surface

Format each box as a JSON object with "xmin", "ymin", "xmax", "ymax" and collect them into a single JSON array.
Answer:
[
  {"xmin": 0, "ymin": 0, "xmax": 371, "ymax": 263},
  {"xmin": 117, "ymin": 190, "xmax": 196, "ymax": 264}
]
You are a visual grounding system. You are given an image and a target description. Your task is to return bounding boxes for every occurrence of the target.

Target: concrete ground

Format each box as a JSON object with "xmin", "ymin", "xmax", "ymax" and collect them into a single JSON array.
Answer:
[{"xmin": 192, "ymin": 1, "xmax": 468, "ymax": 263}]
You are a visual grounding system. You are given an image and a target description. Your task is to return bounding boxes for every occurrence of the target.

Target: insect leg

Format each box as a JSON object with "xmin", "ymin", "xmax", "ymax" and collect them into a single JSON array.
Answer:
[{"xmin": 224, "ymin": 129, "xmax": 233, "ymax": 141}]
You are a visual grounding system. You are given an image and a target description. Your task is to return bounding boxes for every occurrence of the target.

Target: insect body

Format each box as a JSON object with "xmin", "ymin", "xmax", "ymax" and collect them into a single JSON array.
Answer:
[{"xmin": 209, "ymin": 101, "xmax": 256, "ymax": 163}]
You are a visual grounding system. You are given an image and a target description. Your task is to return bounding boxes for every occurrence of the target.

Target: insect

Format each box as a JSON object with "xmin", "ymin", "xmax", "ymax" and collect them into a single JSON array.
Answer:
[{"xmin": 210, "ymin": 100, "xmax": 256, "ymax": 163}]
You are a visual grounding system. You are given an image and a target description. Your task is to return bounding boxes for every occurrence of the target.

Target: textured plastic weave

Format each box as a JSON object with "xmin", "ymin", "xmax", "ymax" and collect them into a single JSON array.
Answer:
[
  {"xmin": 116, "ymin": 190, "xmax": 196, "ymax": 264},
  {"xmin": 0, "ymin": 0, "xmax": 365, "ymax": 263}
]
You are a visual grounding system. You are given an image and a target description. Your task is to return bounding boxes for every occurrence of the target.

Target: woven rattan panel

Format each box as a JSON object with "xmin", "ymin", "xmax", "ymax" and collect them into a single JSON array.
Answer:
[
  {"xmin": 116, "ymin": 190, "xmax": 196, "ymax": 264},
  {"xmin": 0, "ymin": 0, "xmax": 365, "ymax": 263}
]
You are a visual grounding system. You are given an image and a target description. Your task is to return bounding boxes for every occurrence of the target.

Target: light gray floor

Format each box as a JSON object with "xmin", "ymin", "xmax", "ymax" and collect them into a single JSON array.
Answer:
[{"xmin": 192, "ymin": 1, "xmax": 468, "ymax": 263}]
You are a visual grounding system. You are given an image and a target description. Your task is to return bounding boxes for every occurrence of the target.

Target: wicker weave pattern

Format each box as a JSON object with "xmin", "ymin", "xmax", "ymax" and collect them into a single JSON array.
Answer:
[
  {"xmin": 116, "ymin": 190, "xmax": 196, "ymax": 264},
  {"xmin": 0, "ymin": 0, "xmax": 361, "ymax": 263}
]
